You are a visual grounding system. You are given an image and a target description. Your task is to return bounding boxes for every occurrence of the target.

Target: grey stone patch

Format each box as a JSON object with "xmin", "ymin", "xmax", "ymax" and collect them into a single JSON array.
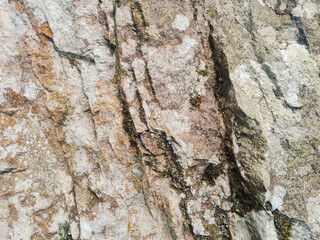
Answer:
[
  {"xmin": 172, "ymin": 14, "xmax": 190, "ymax": 31},
  {"xmin": 291, "ymin": 220, "xmax": 316, "ymax": 240}
]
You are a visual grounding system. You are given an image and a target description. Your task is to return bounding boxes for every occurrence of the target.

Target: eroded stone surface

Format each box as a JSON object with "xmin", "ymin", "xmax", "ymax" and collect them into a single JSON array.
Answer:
[{"xmin": 0, "ymin": 0, "xmax": 319, "ymax": 239}]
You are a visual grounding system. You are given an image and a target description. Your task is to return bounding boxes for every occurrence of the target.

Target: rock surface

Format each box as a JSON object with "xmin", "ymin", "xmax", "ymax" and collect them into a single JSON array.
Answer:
[{"xmin": 0, "ymin": 0, "xmax": 319, "ymax": 239}]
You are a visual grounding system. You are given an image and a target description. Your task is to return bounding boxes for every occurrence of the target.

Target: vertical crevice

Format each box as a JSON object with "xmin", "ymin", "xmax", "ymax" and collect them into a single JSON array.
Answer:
[
  {"xmin": 113, "ymin": 0, "xmax": 139, "ymax": 148},
  {"xmin": 130, "ymin": 2, "xmax": 159, "ymax": 104},
  {"xmin": 113, "ymin": 2, "xmax": 163, "ymax": 237},
  {"xmin": 294, "ymin": 17, "xmax": 310, "ymax": 49},
  {"xmin": 131, "ymin": 68, "xmax": 149, "ymax": 130},
  {"xmin": 208, "ymin": 22, "xmax": 265, "ymax": 217},
  {"xmin": 113, "ymin": 3, "xmax": 194, "ymax": 238}
]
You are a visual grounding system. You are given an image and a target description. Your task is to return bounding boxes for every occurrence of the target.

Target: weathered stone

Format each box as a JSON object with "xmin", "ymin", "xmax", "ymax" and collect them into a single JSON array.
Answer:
[{"xmin": 0, "ymin": 0, "xmax": 319, "ymax": 239}]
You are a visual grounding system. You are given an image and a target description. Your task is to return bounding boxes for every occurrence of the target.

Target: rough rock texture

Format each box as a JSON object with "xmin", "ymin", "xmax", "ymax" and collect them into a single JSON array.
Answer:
[{"xmin": 0, "ymin": 0, "xmax": 319, "ymax": 239}]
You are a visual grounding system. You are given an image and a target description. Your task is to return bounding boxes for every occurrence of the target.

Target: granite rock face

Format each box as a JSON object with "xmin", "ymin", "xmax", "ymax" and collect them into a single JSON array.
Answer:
[{"xmin": 0, "ymin": 0, "xmax": 319, "ymax": 239}]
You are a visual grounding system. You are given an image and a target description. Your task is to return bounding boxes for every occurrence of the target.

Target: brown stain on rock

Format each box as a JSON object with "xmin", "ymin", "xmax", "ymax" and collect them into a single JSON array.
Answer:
[{"xmin": 39, "ymin": 23, "xmax": 53, "ymax": 39}]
